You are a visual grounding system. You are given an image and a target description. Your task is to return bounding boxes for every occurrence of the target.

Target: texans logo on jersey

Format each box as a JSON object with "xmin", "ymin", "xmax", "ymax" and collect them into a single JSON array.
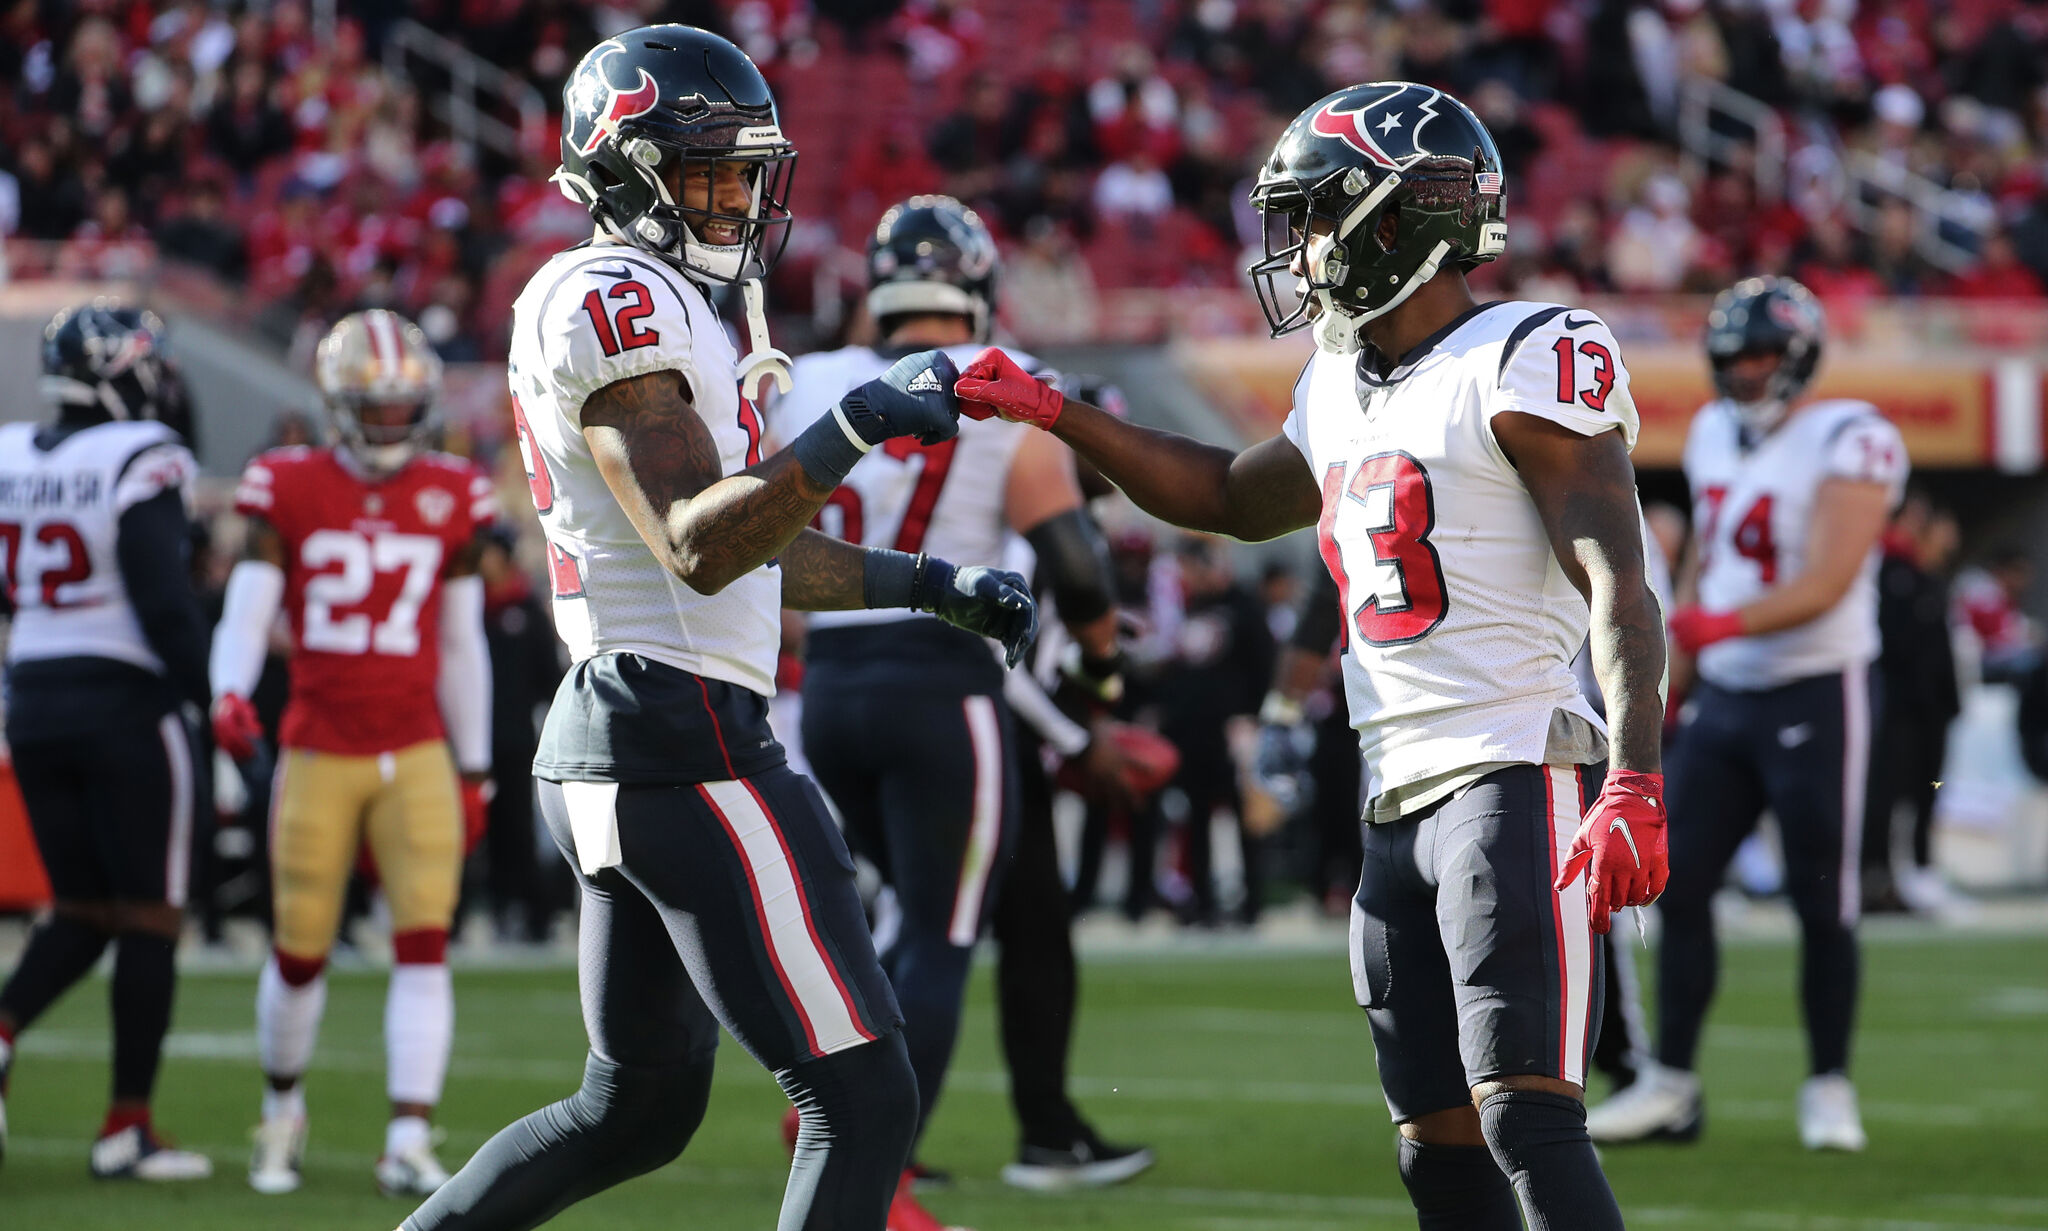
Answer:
[
  {"xmin": 570, "ymin": 43, "xmax": 663, "ymax": 155},
  {"xmin": 1310, "ymin": 83, "xmax": 1446, "ymax": 171}
]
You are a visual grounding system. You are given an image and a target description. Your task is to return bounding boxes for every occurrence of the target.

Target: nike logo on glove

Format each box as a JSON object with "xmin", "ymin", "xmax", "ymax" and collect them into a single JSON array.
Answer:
[{"xmin": 1609, "ymin": 817, "xmax": 1643, "ymax": 868}]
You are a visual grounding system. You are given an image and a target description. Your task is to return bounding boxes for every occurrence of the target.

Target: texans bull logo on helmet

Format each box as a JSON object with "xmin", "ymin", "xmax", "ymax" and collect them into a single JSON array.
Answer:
[
  {"xmin": 1308, "ymin": 83, "xmax": 1448, "ymax": 171},
  {"xmin": 571, "ymin": 43, "xmax": 664, "ymax": 156}
]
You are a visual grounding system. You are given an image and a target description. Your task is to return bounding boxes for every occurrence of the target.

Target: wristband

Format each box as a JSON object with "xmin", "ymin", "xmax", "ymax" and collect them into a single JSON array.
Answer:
[
  {"xmin": 792, "ymin": 403, "xmax": 875, "ymax": 488},
  {"xmin": 862, "ymin": 548, "xmax": 925, "ymax": 610}
]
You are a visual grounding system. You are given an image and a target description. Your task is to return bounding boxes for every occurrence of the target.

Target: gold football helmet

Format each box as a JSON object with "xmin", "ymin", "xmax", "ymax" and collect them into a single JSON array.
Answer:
[{"xmin": 314, "ymin": 309, "xmax": 444, "ymax": 472}]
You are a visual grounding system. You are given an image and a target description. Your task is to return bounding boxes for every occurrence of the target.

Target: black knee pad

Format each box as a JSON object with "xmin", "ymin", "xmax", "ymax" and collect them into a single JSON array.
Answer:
[
  {"xmin": 1396, "ymin": 1136, "xmax": 1521, "ymax": 1230},
  {"xmin": 1479, "ymin": 1088, "xmax": 1589, "ymax": 1172},
  {"xmin": 570, "ymin": 1051, "xmax": 714, "ymax": 1174}
]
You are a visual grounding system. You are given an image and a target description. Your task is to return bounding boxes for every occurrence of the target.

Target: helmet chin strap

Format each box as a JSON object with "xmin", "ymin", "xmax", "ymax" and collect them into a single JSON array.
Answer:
[
  {"xmin": 738, "ymin": 278, "xmax": 791, "ymax": 399},
  {"xmin": 733, "ymin": 174, "xmax": 790, "ymax": 399},
  {"xmin": 1310, "ymin": 239, "xmax": 1454, "ymax": 356}
]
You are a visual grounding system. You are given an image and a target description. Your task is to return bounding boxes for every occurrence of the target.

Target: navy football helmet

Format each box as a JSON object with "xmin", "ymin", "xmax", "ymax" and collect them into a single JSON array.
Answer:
[
  {"xmin": 1705, "ymin": 276, "xmax": 1826, "ymax": 434},
  {"xmin": 42, "ymin": 302, "xmax": 174, "ymax": 424},
  {"xmin": 1249, "ymin": 82, "xmax": 1507, "ymax": 355},
  {"xmin": 554, "ymin": 25, "xmax": 797, "ymax": 285},
  {"xmin": 867, "ymin": 195, "xmax": 1000, "ymax": 341}
]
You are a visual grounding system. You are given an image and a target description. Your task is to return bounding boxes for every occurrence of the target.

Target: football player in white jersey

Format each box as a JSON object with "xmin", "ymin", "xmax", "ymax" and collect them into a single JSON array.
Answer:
[
  {"xmin": 772, "ymin": 197, "xmax": 1147, "ymax": 1195},
  {"xmin": 958, "ymin": 82, "xmax": 1668, "ymax": 1230},
  {"xmin": 1586, "ymin": 277, "xmax": 1906, "ymax": 1153},
  {"xmin": 0, "ymin": 304, "xmax": 212, "ymax": 1181},
  {"xmin": 399, "ymin": 28, "xmax": 1034, "ymax": 1231}
]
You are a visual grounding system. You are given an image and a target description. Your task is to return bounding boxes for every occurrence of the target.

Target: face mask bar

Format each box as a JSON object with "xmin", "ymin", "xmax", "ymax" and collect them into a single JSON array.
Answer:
[{"xmin": 640, "ymin": 144, "xmax": 799, "ymax": 284}]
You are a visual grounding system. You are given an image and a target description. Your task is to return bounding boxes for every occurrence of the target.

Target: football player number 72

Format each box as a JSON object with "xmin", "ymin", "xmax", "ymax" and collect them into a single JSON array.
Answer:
[{"xmin": 1317, "ymin": 454, "xmax": 1448, "ymax": 646}]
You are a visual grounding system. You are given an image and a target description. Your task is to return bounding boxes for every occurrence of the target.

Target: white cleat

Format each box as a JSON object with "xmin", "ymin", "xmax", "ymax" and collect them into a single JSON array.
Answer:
[
  {"xmin": 249, "ymin": 1113, "xmax": 308, "ymax": 1194},
  {"xmin": 376, "ymin": 1138, "xmax": 452, "ymax": 1198},
  {"xmin": 89, "ymin": 1124, "xmax": 214, "ymax": 1181},
  {"xmin": 1585, "ymin": 1062, "xmax": 1704, "ymax": 1144},
  {"xmin": 1798, "ymin": 1074, "xmax": 1867, "ymax": 1151}
]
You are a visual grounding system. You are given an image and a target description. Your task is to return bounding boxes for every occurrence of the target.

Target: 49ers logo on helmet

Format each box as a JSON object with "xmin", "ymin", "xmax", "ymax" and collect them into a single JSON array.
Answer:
[
  {"xmin": 574, "ymin": 44, "xmax": 662, "ymax": 156},
  {"xmin": 1309, "ymin": 84, "xmax": 1443, "ymax": 171}
]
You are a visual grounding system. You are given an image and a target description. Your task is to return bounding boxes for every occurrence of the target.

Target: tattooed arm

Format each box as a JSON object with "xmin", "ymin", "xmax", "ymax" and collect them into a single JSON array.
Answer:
[
  {"xmin": 777, "ymin": 530, "xmax": 870, "ymax": 611},
  {"xmin": 582, "ymin": 369, "xmax": 833, "ymax": 595},
  {"xmin": 1494, "ymin": 412, "xmax": 1667, "ymax": 773}
]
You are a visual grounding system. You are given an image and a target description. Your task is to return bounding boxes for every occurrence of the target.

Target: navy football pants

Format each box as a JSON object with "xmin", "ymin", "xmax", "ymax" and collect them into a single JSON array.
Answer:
[{"xmin": 1657, "ymin": 668, "xmax": 1874, "ymax": 1076}]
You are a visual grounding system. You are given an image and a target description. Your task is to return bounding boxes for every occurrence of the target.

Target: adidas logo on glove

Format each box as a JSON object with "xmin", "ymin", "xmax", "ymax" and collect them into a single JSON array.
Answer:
[{"xmin": 906, "ymin": 367, "xmax": 944, "ymax": 394}]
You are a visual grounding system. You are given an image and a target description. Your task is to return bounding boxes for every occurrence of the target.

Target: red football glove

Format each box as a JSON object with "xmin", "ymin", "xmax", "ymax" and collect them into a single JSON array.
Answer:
[
  {"xmin": 211, "ymin": 694, "xmax": 262, "ymax": 762},
  {"xmin": 1668, "ymin": 605, "xmax": 1745, "ymax": 655},
  {"xmin": 1555, "ymin": 769, "xmax": 1669, "ymax": 935},
  {"xmin": 953, "ymin": 347, "xmax": 1065, "ymax": 429},
  {"xmin": 460, "ymin": 777, "xmax": 494, "ymax": 854}
]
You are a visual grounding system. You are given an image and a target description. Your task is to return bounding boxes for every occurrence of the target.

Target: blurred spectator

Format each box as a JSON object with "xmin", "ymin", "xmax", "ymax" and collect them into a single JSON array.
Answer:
[
  {"xmin": 1864, "ymin": 491, "xmax": 1961, "ymax": 916},
  {"xmin": 1002, "ymin": 218, "xmax": 1100, "ymax": 345},
  {"xmin": 476, "ymin": 527, "xmax": 567, "ymax": 944},
  {"xmin": 156, "ymin": 181, "xmax": 249, "ymax": 280},
  {"xmin": 1866, "ymin": 197, "xmax": 1939, "ymax": 295},
  {"xmin": 929, "ymin": 72, "xmax": 1013, "ymax": 205},
  {"xmin": 1947, "ymin": 230, "xmax": 2046, "ymax": 299},
  {"xmin": 1955, "ymin": 546, "xmax": 2039, "ymax": 681},
  {"xmin": 1093, "ymin": 151, "xmax": 1175, "ymax": 223},
  {"xmin": 1608, "ymin": 172, "xmax": 1702, "ymax": 292},
  {"xmin": 894, "ymin": 0, "xmax": 984, "ymax": 82},
  {"xmin": 7, "ymin": 0, "xmax": 2046, "ymax": 362},
  {"xmin": 1147, "ymin": 537, "xmax": 1274, "ymax": 927}
]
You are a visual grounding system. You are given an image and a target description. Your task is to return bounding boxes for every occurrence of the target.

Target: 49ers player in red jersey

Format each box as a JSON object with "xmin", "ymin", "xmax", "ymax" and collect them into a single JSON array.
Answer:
[{"xmin": 208, "ymin": 310, "xmax": 497, "ymax": 1198}]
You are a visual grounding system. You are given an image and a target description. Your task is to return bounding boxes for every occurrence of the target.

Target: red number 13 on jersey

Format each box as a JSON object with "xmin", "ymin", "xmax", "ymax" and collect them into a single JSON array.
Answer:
[{"xmin": 1317, "ymin": 452, "xmax": 1448, "ymax": 647}]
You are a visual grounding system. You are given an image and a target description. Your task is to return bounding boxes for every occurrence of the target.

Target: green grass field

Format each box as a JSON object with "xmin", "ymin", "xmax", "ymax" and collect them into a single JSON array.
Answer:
[{"xmin": 3, "ymin": 930, "xmax": 2046, "ymax": 1230}]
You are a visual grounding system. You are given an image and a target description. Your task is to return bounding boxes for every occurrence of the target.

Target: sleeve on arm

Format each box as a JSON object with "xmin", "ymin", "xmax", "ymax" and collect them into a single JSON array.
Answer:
[
  {"xmin": 233, "ymin": 454, "xmax": 281, "ymax": 521},
  {"xmin": 436, "ymin": 574, "xmax": 493, "ymax": 774},
  {"xmin": 1822, "ymin": 413, "xmax": 1909, "ymax": 501},
  {"xmin": 210, "ymin": 558, "xmax": 284, "ymax": 702},
  {"xmin": 466, "ymin": 464, "xmax": 500, "ymax": 531},
  {"xmin": 113, "ymin": 441, "xmax": 197, "ymax": 515},
  {"xmin": 1492, "ymin": 309, "xmax": 1641, "ymax": 451},
  {"xmin": 115, "ymin": 488, "xmax": 211, "ymax": 710},
  {"xmin": 537, "ymin": 262, "xmax": 698, "ymax": 428}
]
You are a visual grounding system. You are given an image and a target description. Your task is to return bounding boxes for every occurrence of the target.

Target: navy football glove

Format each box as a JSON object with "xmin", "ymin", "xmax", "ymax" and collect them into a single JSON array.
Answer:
[
  {"xmin": 842, "ymin": 349, "xmax": 962, "ymax": 447},
  {"xmin": 791, "ymin": 350, "xmax": 963, "ymax": 487},
  {"xmin": 915, "ymin": 557, "xmax": 1038, "ymax": 668}
]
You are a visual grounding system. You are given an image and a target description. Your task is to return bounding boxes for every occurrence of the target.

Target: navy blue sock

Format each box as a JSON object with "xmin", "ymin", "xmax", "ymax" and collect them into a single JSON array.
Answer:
[
  {"xmin": 0, "ymin": 914, "xmax": 110, "ymax": 1034},
  {"xmin": 1479, "ymin": 1089, "xmax": 1623, "ymax": 1231},
  {"xmin": 109, "ymin": 932, "xmax": 177, "ymax": 1104},
  {"xmin": 405, "ymin": 1051, "xmax": 714, "ymax": 1231},
  {"xmin": 884, "ymin": 933, "xmax": 975, "ymax": 1137},
  {"xmin": 1396, "ymin": 1137, "xmax": 1522, "ymax": 1230}
]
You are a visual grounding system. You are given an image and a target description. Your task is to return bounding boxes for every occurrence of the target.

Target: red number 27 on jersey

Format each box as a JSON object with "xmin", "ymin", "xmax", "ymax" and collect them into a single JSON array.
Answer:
[{"xmin": 1316, "ymin": 452, "xmax": 1448, "ymax": 647}]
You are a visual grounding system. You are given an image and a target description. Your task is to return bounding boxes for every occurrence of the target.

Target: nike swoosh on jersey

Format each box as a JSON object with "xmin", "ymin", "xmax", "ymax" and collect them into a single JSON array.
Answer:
[
  {"xmin": 1563, "ymin": 314, "xmax": 1597, "ymax": 330},
  {"xmin": 590, "ymin": 266, "xmax": 635, "ymax": 280},
  {"xmin": 1609, "ymin": 817, "xmax": 1643, "ymax": 867}
]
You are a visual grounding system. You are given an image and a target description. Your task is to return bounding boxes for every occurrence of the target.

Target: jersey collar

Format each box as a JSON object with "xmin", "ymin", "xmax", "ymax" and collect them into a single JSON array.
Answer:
[{"xmin": 1355, "ymin": 301, "xmax": 1499, "ymax": 390}]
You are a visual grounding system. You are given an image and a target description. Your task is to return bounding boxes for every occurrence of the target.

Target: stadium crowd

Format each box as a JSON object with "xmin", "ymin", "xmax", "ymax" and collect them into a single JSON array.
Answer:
[{"xmin": 4, "ymin": 0, "xmax": 2048, "ymax": 360}]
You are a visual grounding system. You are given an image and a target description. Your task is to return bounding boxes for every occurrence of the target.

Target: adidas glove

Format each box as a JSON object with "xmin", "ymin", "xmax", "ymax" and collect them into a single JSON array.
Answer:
[{"xmin": 792, "ymin": 349, "xmax": 962, "ymax": 487}]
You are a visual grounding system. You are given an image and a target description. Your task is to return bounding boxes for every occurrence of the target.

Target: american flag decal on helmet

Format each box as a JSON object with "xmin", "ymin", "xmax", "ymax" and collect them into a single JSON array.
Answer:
[{"xmin": 1475, "ymin": 172, "xmax": 1503, "ymax": 196}]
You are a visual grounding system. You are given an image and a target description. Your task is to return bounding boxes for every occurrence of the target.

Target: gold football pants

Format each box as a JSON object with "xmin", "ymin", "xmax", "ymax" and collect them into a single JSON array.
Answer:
[{"xmin": 270, "ymin": 739, "xmax": 461, "ymax": 961}]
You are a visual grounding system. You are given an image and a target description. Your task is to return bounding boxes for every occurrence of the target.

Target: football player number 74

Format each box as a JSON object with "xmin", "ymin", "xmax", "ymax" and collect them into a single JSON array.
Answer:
[{"xmin": 1317, "ymin": 454, "xmax": 1449, "ymax": 647}]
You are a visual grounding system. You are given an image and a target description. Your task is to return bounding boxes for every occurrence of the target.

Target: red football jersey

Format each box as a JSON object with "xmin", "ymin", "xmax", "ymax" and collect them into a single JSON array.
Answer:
[{"xmin": 234, "ymin": 446, "xmax": 497, "ymax": 755}]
